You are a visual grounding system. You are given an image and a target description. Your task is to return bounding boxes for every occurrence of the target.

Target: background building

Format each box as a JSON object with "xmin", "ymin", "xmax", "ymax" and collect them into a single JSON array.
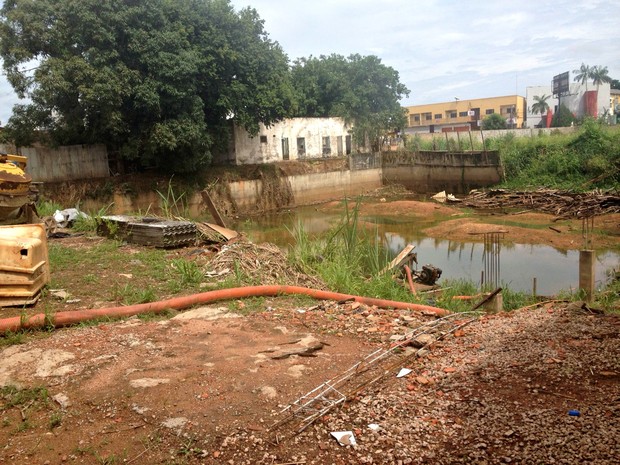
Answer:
[
  {"xmin": 214, "ymin": 117, "xmax": 352, "ymax": 165},
  {"xmin": 525, "ymin": 83, "xmax": 611, "ymax": 128},
  {"xmin": 404, "ymin": 95, "xmax": 526, "ymax": 134}
]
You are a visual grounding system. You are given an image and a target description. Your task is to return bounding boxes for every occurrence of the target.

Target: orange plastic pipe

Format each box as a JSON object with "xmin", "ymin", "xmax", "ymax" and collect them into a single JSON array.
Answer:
[
  {"xmin": 403, "ymin": 265, "xmax": 417, "ymax": 295},
  {"xmin": 0, "ymin": 285, "xmax": 450, "ymax": 334}
]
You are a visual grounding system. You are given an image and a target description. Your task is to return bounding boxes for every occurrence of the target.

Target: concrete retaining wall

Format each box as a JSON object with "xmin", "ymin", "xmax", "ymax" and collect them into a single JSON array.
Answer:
[
  {"xmin": 220, "ymin": 168, "xmax": 383, "ymax": 214},
  {"xmin": 409, "ymin": 127, "xmax": 576, "ymax": 146},
  {"xmin": 0, "ymin": 143, "xmax": 109, "ymax": 182},
  {"xmin": 383, "ymin": 151, "xmax": 502, "ymax": 194}
]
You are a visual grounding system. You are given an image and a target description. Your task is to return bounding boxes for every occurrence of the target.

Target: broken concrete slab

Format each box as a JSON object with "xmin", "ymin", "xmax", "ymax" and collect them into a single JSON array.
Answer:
[{"xmin": 172, "ymin": 306, "xmax": 241, "ymax": 321}]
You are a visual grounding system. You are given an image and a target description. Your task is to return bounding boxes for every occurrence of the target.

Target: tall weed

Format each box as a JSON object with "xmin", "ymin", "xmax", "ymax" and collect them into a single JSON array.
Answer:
[
  {"xmin": 492, "ymin": 120, "xmax": 620, "ymax": 189},
  {"xmin": 157, "ymin": 178, "xmax": 189, "ymax": 218}
]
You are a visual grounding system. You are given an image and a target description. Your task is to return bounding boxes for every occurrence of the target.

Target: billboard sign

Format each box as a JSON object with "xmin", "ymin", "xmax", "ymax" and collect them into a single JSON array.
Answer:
[{"xmin": 552, "ymin": 72, "xmax": 570, "ymax": 97}]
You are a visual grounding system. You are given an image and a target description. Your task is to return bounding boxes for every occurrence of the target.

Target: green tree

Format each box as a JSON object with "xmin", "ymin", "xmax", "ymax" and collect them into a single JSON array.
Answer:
[
  {"xmin": 610, "ymin": 78, "xmax": 620, "ymax": 90},
  {"xmin": 481, "ymin": 113, "xmax": 507, "ymax": 130},
  {"xmin": 0, "ymin": 0, "xmax": 293, "ymax": 172},
  {"xmin": 531, "ymin": 94, "xmax": 551, "ymax": 116},
  {"xmin": 551, "ymin": 104, "xmax": 576, "ymax": 127},
  {"xmin": 573, "ymin": 63, "xmax": 591, "ymax": 91},
  {"xmin": 590, "ymin": 65, "xmax": 612, "ymax": 91},
  {"xmin": 291, "ymin": 54, "xmax": 409, "ymax": 151}
]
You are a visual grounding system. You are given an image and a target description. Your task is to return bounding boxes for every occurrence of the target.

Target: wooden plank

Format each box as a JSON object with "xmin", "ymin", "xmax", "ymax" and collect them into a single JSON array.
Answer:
[{"xmin": 201, "ymin": 190, "xmax": 227, "ymax": 228}]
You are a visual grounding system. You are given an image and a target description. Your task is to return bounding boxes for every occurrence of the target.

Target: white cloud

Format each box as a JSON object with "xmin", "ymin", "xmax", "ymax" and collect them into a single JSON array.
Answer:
[{"xmin": 0, "ymin": 0, "xmax": 619, "ymax": 124}]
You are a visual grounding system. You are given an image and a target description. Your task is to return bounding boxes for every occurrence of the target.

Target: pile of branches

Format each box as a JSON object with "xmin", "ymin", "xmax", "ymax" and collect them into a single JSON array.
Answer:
[
  {"xmin": 462, "ymin": 189, "xmax": 620, "ymax": 219},
  {"xmin": 206, "ymin": 240, "xmax": 327, "ymax": 289}
]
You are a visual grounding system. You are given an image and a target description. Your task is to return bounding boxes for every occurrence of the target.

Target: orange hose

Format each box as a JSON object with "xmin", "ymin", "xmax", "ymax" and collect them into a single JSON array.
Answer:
[
  {"xmin": 403, "ymin": 265, "xmax": 417, "ymax": 295},
  {"xmin": 0, "ymin": 285, "xmax": 450, "ymax": 334}
]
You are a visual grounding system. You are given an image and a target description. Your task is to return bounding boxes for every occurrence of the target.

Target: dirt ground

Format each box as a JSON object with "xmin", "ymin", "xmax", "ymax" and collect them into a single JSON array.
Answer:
[{"xmin": 1, "ymin": 197, "xmax": 619, "ymax": 464}]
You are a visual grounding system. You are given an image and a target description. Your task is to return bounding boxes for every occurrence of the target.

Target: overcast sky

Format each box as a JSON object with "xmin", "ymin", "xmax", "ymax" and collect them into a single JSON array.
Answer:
[
  {"xmin": 0, "ymin": 0, "xmax": 619, "ymax": 124},
  {"xmin": 229, "ymin": 0, "xmax": 620, "ymax": 104}
]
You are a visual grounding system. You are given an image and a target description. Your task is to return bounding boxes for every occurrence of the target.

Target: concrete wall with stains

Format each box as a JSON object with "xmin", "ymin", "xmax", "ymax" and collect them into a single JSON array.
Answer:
[
  {"xmin": 382, "ymin": 151, "xmax": 503, "ymax": 194},
  {"xmin": 219, "ymin": 168, "xmax": 383, "ymax": 213},
  {"xmin": 0, "ymin": 143, "xmax": 109, "ymax": 182},
  {"xmin": 230, "ymin": 117, "xmax": 352, "ymax": 164}
]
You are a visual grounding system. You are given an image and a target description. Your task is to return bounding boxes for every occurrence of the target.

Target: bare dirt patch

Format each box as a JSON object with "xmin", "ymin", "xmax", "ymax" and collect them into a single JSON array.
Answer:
[
  {"xmin": 1, "ymin": 300, "xmax": 618, "ymax": 464},
  {"xmin": 318, "ymin": 199, "xmax": 458, "ymax": 218},
  {"xmin": 423, "ymin": 213, "xmax": 620, "ymax": 249}
]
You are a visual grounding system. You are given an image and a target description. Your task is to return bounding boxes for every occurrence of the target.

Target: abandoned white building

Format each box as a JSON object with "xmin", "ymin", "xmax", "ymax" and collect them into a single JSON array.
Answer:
[
  {"xmin": 215, "ymin": 117, "xmax": 353, "ymax": 165},
  {"xmin": 525, "ymin": 82, "xmax": 612, "ymax": 128}
]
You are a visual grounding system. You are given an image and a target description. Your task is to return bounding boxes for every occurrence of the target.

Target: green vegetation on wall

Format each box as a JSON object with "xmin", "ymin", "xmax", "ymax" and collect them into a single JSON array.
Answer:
[
  {"xmin": 487, "ymin": 119, "xmax": 620, "ymax": 189},
  {"xmin": 403, "ymin": 120, "xmax": 619, "ymax": 190}
]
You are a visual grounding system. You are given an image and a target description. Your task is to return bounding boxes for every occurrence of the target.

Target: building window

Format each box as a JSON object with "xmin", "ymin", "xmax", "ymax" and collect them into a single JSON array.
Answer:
[
  {"xmin": 297, "ymin": 137, "xmax": 306, "ymax": 157},
  {"xmin": 322, "ymin": 136, "xmax": 331, "ymax": 156},
  {"xmin": 485, "ymin": 109, "xmax": 495, "ymax": 115},
  {"xmin": 423, "ymin": 112, "xmax": 432, "ymax": 121},
  {"xmin": 459, "ymin": 111, "xmax": 468, "ymax": 117},
  {"xmin": 447, "ymin": 111, "xmax": 457, "ymax": 118},
  {"xmin": 260, "ymin": 135, "xmax": 268, "ymax": 143},
  {"xmin": 409, "ymin": 114, "xmax": 420, "ymax": 125},
  {"xmin": 281, "ymin": 137, "xmax": 289, "ymax": 160},
  {"xmin": 434, "ymin": 114, "xmax": 442, "ymax": 119}
]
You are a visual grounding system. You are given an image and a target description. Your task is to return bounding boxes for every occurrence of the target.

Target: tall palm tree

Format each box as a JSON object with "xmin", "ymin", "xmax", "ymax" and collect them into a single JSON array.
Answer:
[
  {"xmin": 573, "ymin": 63, "xmax": 591, "ymax": 91},
  {"xmin": 591, "ymin": 65, "xmax": 612, "ymax": 90},
  {"xmin": 531, "ymin": 94, "xmax": 551, "ymax": 115}
]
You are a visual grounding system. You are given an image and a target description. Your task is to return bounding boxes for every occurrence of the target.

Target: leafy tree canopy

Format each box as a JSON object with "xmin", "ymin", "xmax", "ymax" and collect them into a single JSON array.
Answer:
[
  {"xmin": 0, "ymin": 0, "xmax": 294, "ymax": 171},
  {"xmin": 551, "ymin": 104, "xmax": 576, "ymax": 128},
  {"xmin": 290, "ymin": 54, "xmax": 409, "ymax": 150},
  {"xmin": 481, "ymin": 113, "xmax": 507, "ymax": 130},
  {"xmin": 531, "ymin": 94, "xmax": 551, "ymax": 115}
]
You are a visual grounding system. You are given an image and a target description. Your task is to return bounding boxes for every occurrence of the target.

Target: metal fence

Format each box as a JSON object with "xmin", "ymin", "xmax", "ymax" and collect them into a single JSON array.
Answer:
[{"xmin": 349, "ymin": 152, "xmax": 382, "ymax": 171}]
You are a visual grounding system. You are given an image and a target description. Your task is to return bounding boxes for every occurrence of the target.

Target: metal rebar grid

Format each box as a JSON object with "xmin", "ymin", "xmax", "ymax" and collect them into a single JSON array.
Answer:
[
  {"xmin": 482, "ymin": 232, "xmax": 504, "ymax": 290},
  {"xmin": 582, "ymin": 217, "xmax": 594, "ymax": 249},
  {"xmin": 270, "ymin": 313, "xmax": 479, "ymax": 434}
]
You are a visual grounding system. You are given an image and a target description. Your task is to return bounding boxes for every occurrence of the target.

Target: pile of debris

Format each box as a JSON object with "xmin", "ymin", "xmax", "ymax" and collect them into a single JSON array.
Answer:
[
  {"xmin": 206, "ymin": 240, "xmax": 327, "ymax": 289},
  {"xmin": 462, "ymin": 188, "xmax": 620, "ymax": 218}
]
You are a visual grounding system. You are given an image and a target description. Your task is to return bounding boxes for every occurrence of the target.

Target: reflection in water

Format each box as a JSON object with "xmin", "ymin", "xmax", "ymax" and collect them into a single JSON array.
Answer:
[{"xmin": 232, "ymin": 208, "xmax": 619, "ymax": 296}]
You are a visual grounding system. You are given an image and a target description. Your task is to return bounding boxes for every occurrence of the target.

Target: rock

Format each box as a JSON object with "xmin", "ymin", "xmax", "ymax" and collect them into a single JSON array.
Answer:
[
  {"xmin": 161, "ymin": 417, "xmax": 188, "ymax": 431},
  {"xmin": 410, "ymin": 334, "xmax": 434, "ymax": 348},
  {"xmin": 129, "ymin": 378, "xmax": 170, "ymax": 388},
  {"xmin": 416, "ymin": 376, "xmax": 430, "ymax": 385},
  {"xmin": 52, "ymin": 393, "xmax": 71, "ymax": 410}
]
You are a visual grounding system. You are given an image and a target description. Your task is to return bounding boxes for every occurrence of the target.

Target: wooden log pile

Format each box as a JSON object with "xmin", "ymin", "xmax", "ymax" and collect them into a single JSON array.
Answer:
[{"xmin": 462, "ymin": 189, "xmax": 620, "ymax": 219}]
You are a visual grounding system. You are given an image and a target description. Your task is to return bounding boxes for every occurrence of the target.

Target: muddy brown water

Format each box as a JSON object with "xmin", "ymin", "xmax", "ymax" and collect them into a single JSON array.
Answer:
[{"xmin": 230, "ymin": 205, "xmax": 619, "ymax": 296}]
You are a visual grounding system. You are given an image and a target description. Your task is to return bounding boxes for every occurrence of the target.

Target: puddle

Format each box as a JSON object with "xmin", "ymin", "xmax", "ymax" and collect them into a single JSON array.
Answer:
[{"xmin": 231, "ymin": 206, "xmax": 619, "ymax": 295}]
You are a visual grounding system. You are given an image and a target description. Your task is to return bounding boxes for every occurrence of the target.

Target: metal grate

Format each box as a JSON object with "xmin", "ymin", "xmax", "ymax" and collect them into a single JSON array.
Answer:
[{"xmin": 270, "ymin": 313, "xmax": 478, "ymax": 435}]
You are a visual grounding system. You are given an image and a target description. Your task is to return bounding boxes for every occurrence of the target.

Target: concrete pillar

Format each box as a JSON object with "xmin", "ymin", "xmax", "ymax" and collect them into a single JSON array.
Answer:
[
  {"xmin": 579, "ymin": 250, "xmax": 595, "ymax": 302},
  {"xmin": 483, "ymin": 291, "xmax": 503, "ymax": 313}
]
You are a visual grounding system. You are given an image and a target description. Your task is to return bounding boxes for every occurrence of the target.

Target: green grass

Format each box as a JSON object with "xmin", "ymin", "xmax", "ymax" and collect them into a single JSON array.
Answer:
[
  {"xmin": 488, "ymin": 120, "xmax": 620, "ymax": 190},
  {"xmin": 0, "ymin": 385, "xmax": 49, "ymax": 408},
  {"xmin": 36, "ymin": 199, "xmax": 64, "ymax": 217},
  {"xmin": 113, "ymin": 283, "xmax": 157, "ymax": 305},
  {"xmin": 48, "ymin": 239, "xmax": 205, "ymax": 305},
  {"xmin": 49, "ymin": 412, "xmax": 63, "ymax": 429},
  {"xmin": 228, "ymin": 296, "xmax": 267, "ymax": 315},
  {"xmin": 0, "ymin": 331, "xmax": 26, "ymax": 348},
  {"xmin": 595, "ymin": 275, "xmax": 620, "ymax": 313},
  {"xmin": 404, "ymin": 119, "xmax": 620, "ymax": 190}
]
